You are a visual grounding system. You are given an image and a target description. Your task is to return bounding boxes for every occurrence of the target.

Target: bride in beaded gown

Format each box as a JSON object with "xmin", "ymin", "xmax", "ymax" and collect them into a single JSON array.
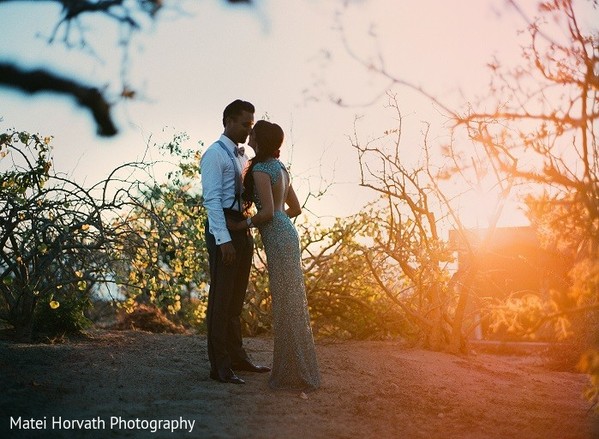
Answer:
[{"xmin": 228, "ymin": 120, "xmax": 320, "ymax": 391}]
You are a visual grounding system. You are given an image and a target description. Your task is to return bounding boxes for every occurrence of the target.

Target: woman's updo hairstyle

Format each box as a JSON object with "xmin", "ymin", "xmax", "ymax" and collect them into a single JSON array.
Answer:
[
  {"xmin": 253, "ymin": 120, "xmax": 284, "ymax": 159},
  {"xmin": 242, "ymin": 120, "xmax": 284, "ymax": 203}
]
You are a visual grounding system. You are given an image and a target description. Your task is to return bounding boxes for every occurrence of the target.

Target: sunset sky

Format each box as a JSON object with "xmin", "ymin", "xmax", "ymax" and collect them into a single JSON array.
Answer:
[{"xmin": 2, "ymin": 0, "xmax": 597, "ymax": 229}]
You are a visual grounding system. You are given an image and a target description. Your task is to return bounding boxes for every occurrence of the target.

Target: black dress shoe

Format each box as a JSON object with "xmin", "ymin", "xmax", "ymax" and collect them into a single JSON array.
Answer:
[
  {"xmin": 232, "ymin": 360, "xmax": 271, "ymax": 373},
  {"xmin": 210, "ymin": 369, "xmax": 245, "ymax": 384}
]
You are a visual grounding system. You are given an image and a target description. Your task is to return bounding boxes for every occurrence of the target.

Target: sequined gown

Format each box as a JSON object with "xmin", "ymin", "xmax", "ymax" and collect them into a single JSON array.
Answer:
[{"xmin": 253, "ymin": 159, "xmax": 320, "ymax": 391}]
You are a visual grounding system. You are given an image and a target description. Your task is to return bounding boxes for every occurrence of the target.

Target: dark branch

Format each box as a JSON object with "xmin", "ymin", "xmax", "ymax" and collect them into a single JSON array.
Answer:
[{"xmin": 0, "ymin": 63, "xmax": 117, "ymax": 136}]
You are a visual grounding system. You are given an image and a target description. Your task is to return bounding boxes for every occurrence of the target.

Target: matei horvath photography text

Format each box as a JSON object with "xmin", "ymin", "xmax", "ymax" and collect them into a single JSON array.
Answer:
[{"xmin": 9, "ymin": 416, "xmax": 196, "ymax": 433}]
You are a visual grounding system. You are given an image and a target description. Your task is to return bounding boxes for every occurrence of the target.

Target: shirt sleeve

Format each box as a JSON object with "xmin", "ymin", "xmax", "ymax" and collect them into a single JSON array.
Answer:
[{"xmin": 200, "ymin": 147, "xmax": 231, "ymax": 245}]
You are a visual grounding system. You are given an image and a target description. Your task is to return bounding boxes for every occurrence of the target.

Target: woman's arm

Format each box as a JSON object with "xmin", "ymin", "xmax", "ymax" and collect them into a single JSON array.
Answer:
[
  {"xmin": 227, "ymin": 171, "xmax": 273, "ymax": 230},
  {"xmin": 285, "ymin": 184, "xmax": 301, "ymax": 218}
]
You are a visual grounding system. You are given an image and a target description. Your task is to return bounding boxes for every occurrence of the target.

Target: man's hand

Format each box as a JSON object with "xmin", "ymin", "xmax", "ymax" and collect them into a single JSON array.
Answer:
[{"xmin": 219, "ymin": 242, "xmax": 236, "ymax": 265}]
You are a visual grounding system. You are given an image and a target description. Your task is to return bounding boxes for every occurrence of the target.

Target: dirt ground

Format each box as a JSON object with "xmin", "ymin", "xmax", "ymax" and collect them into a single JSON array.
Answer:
[{"xmin": 1, "ymin": 329, "xmax": 598, "ymax": 439}]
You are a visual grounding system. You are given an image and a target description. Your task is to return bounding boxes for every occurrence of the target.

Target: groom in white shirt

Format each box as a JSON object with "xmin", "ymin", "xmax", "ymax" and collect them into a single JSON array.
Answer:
[{"xmin": 201, "ymin": 99, "xmax": 270, "ymax": 384}]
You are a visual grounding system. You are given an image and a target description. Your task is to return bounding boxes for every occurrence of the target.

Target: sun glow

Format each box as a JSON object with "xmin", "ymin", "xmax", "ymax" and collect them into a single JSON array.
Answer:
[{"xmin": 456, "ymin": 188, "xmax": 529, "ymax": 229}]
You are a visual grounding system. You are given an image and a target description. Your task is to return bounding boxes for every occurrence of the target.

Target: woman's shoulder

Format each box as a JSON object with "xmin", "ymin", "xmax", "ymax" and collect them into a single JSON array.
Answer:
[
  {"xmin": 253, "ymin": 159, "xmax": 283, "ymax": 172},
  {"xmin": 253, "ymin": 159, "xmax": 284, "ymax": 182}
]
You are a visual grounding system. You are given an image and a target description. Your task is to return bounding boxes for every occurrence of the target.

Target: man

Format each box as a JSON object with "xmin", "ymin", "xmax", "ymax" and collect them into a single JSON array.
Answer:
[{"xmin": 201, "ymin": 99, "xmax": 270, "ymax": 384}]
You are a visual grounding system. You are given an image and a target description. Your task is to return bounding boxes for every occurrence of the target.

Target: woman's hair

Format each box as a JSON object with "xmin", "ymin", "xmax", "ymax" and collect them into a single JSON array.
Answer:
[{"xmin": 242, "ymin": 120, "xmax": 284, "ymax": 202}]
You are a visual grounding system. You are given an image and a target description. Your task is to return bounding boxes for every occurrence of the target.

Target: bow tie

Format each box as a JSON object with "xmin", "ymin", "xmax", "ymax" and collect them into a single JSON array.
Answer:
[{"xmin": 234, "ymin": 146, "xmax": 245, "ymax": 157}]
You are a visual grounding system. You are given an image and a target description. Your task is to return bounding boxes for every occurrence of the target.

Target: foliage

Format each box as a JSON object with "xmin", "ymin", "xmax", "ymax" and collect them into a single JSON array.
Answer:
[
  {"xmin": 299, "ymin": 213, "xmax": 407, "ymax": 339},
  {"xmin": 0, "ymin": 129, "xmax": 123, "ymax": 338},
  {"xmin": 0, "ymin": 127, "xmax": 209, "ymax": 338},
  {"xmin": 0, "ymin": 126, "xmax": 400, "ymax": 340},
  {"xmin": 243, "ymin": 211, "xmax": 406, "ymax": 339},
  {"xmin": 32, "ymin": 288, "xmax": 92, "ymax": 335},
  {"xmin": 0, "ymin": 126, "xmax": 489, "ymax": 345},
  {"xmin": 487, "ymin": 194, "xmax": 597, "ymax": 344},
  {"xmin": 113, "ymin": 133, "xmax": 209, "ymax": 330}
]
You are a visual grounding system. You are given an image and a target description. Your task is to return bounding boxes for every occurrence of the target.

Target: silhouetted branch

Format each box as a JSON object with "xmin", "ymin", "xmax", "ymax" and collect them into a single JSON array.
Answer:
[
  {"xmin": 0, "ymin": 63, "xmax": 117, "ymax": 136},
  {"xmin": 0, "ymin": 0, "xmax": 253, "ymax": 137}
]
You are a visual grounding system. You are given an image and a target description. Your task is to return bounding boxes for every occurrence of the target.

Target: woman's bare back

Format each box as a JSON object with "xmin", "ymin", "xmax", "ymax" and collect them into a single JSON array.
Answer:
[{"xmin": 271, "ymin": 166, "xmax": 290, "ymax": 212}]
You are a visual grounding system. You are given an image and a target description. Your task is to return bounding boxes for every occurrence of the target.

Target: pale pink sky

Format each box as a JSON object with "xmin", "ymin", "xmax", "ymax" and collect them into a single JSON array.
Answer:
[{"xmin": 2, "ymin": 0, "xmax": 596, "ymax": 228}]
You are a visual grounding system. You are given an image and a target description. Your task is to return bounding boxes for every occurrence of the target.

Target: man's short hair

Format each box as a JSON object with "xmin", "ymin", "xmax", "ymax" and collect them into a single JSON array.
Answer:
[{"xmin": 223, "ymin": 100, "xmax": 255, "ymax": 127}]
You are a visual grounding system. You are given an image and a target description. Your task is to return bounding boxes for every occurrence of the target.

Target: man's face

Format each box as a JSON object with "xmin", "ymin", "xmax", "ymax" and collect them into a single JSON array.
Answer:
[{"xmin": 227, "ymin": 110, "xmax": 254, "ymax": 144}]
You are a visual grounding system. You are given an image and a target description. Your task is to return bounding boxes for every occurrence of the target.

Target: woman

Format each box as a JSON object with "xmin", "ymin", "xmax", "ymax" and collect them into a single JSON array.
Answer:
[{"xmin": 227, "ymin": 120, "xmax": 320, "ymax": 391}]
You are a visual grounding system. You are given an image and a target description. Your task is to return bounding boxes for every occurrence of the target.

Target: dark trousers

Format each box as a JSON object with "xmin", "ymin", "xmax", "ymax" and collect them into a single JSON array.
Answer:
[{"xmin": 205, "ymin": 220, "xmax": 254, "ymax": 374}]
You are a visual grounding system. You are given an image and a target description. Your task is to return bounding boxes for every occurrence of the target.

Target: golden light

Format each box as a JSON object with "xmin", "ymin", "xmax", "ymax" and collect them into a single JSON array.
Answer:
[{"xmin": 455, "ymin": 187, "xmax": 528, "ymax": 229}]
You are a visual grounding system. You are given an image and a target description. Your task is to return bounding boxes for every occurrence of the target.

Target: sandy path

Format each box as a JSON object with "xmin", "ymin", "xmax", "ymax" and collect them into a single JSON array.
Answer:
[{"xmin": 1, "ymin": 330, "xmax": 597, "ymax": 438}]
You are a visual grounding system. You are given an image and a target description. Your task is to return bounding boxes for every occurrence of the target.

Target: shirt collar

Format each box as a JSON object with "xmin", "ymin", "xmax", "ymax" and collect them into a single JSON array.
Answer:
[{"xmin": 219, "ymin": 134, "xmax": 237, "ymax": 153}]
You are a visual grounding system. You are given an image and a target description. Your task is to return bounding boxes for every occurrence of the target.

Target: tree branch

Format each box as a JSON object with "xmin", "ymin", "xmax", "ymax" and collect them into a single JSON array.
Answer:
[{"xmin": 0, "ymin": 63, "xmax": 117, "ymax": 136}]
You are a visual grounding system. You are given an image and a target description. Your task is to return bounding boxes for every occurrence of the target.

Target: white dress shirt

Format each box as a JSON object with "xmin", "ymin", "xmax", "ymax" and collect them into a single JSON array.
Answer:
[{"xmin": 201, "ymin": 134, "xmax": 248, "ymax": 245}]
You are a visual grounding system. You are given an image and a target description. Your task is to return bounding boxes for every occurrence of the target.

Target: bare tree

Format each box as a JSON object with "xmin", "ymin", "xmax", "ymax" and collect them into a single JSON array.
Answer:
[
  {"xmin": 331, "ymin": 0, "xmax": 598, "ymax": 373},
  {"xmin": 349, "ymin": 94, "xmax": 514, "ymax": 352}
]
